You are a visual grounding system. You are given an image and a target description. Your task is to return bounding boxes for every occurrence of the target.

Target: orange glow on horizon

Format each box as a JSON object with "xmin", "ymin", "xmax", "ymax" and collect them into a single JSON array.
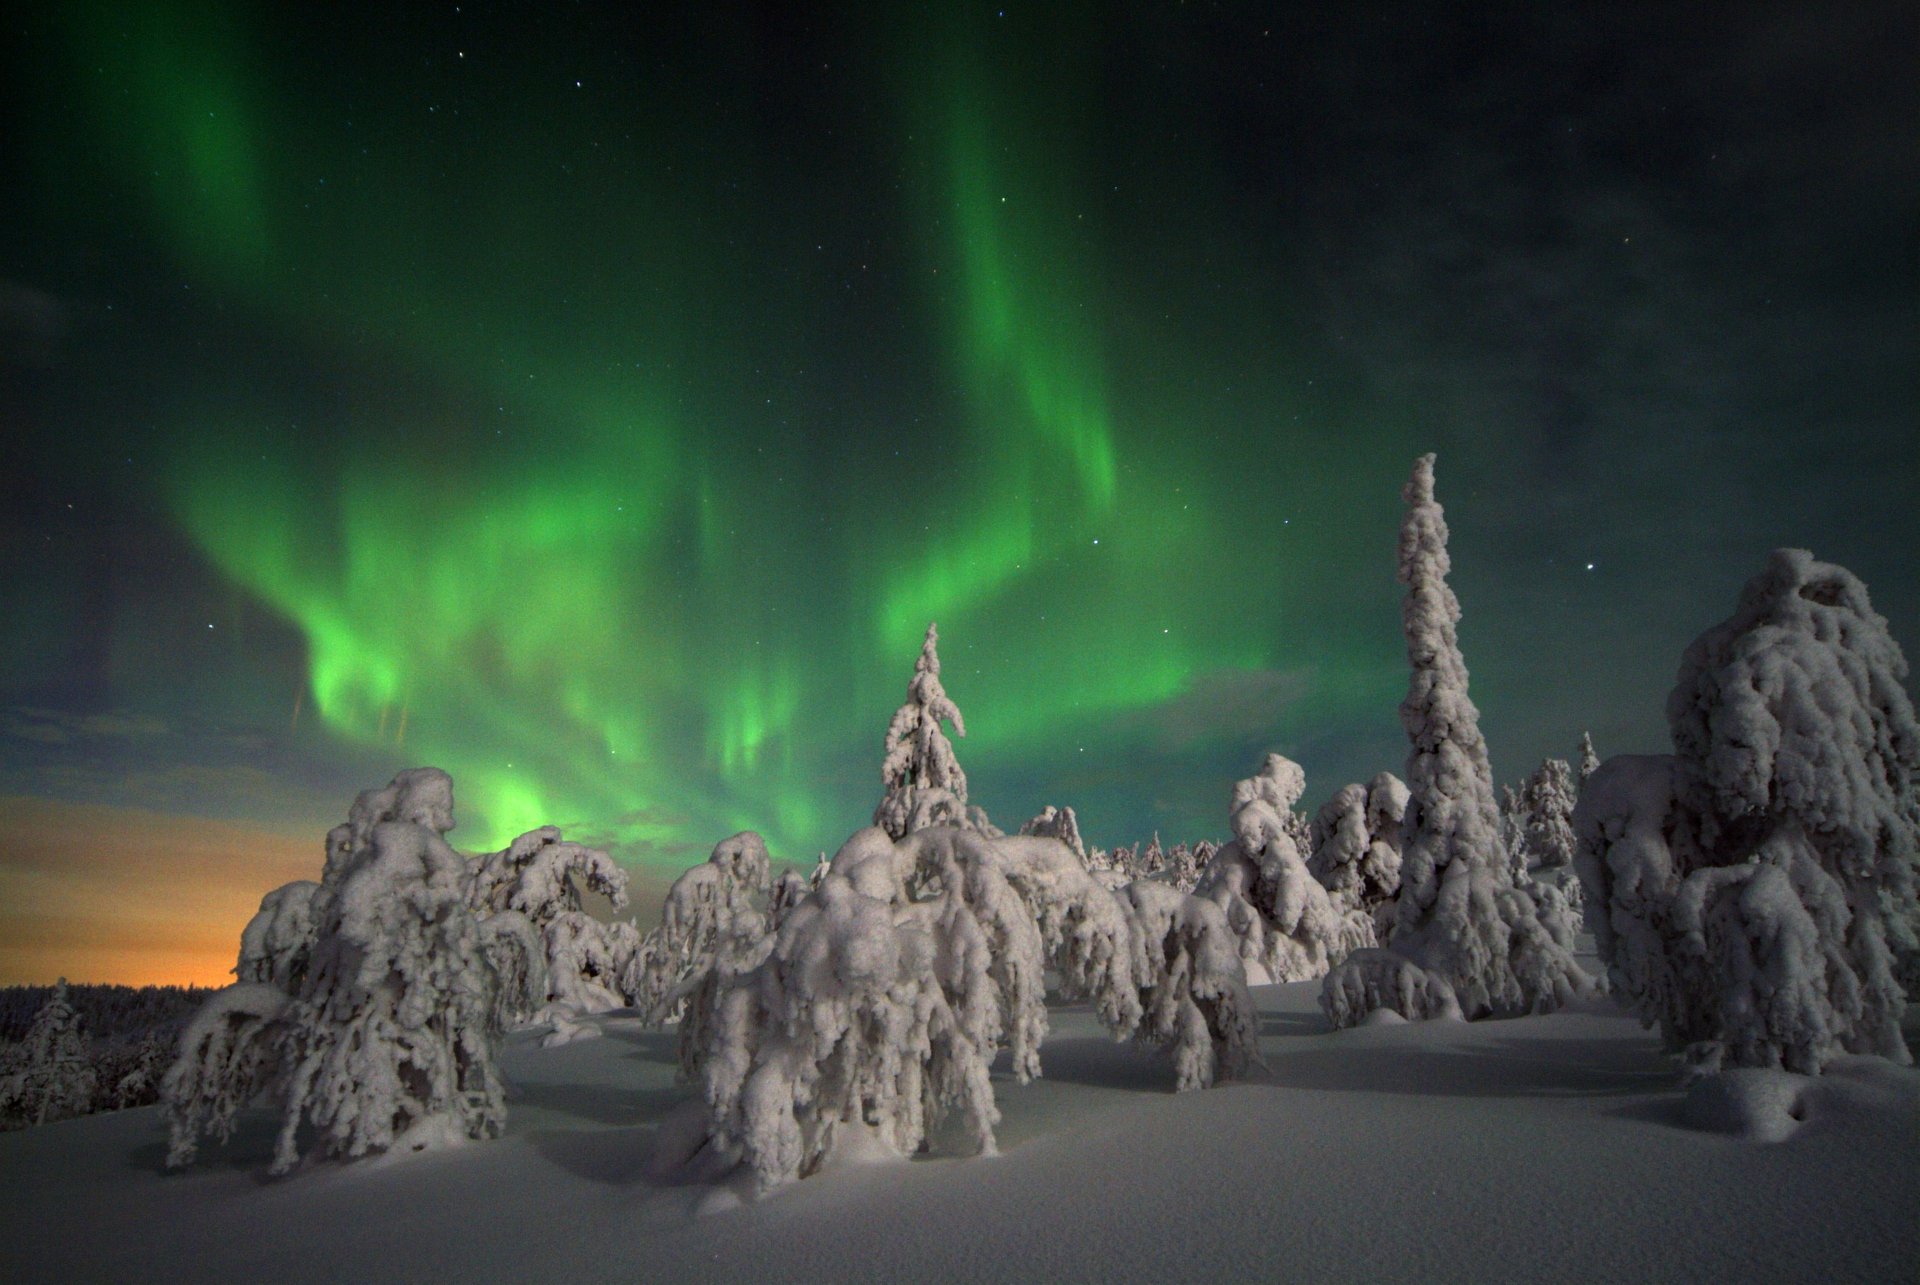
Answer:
[{"xmin": 0, "ymin": 796, "xmax": 321, "ymax": 987}]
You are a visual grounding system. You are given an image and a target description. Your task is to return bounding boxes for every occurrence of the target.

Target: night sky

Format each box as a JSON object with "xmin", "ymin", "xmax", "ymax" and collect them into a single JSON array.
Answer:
[{"xmin": 2, "ymin": 2, "xmax": 1914, "ymax": 985}]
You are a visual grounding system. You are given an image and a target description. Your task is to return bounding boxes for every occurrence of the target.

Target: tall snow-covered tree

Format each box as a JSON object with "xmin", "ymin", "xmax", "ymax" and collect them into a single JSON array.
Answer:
[
  {"xmin": 1322, "ymin": 455, "xmax": 1588, "ymax": 1026},
  {"xmin": 874, "ymin": 623, "xmax": 993, "ymax": 838},
  {"xmin": 1576, "ymin": 549, "xmax": 1919, "ymax": 1074}
]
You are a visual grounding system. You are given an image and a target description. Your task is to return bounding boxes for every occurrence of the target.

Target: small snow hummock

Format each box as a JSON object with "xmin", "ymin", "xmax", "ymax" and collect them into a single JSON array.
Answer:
[{"xmin": 1576, "ymin": 549, "xmax": 1918, "ymax": 1077}]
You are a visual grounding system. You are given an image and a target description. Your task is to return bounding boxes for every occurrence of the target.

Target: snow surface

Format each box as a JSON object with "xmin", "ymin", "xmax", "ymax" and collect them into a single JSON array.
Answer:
[{"xmin": 6, "ymin": 946, "xmax": 1916, "ymax": 1284}]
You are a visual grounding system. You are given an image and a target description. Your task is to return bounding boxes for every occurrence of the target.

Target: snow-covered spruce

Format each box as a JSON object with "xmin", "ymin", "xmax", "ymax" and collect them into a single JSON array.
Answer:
[
  {"xmin": 269, "ymin": 810, "xmax": 516, "ymax": 1173},
  {"xmin": 1321, "ymin": 455, "xmax": 1590, "ymax": 1026},
  {"xmin": 629, "ymin": 831, "xmax": 774, "ymax": 1028},
  {"xmin": 160, "ymin": 983, "xmax": 289, "ymax": 1168},
  {"xmin": 6, "ymin": 980, "xmax": 98, "ymax": 1127},
  {"xmin": 1020, "ymin": 805, "xmax": 1087, "ymax": 858},
  {"xmin": 1196, "ymin": 754, "xmax": 1370, "ymax": 984},
  {"xmin": 691, "ymin": 824, "xmax": 1153, "ymax": 1190},
  {"xmin": 1578, "ymin": 731, "xmax": 1601, "ymax": 788},
  {"xmin": 163, "ymin": 768, "xmax": 542, "ymax": 1174},
  {"xmin": 469, "ymin": 825, "xmax": 634, "ymax": 1019},
  {"xmin": 696, "ymin": 832, "xmax": 1008, "ymax": 1191},
  {"xmin": 1120, "ymin": 881, "xmax": 1261, "ymax": 1090},
  {"xmin": 1308, "ymin": 772, "xmax": 1408, "ymax": 944},
  {"xmin": 1575, "ymin": 549, "xmax": 1919, "ymax": 1074},
  {"xmin": 873, "ymin": 622, "xmax": 996, "ymax": 839}
]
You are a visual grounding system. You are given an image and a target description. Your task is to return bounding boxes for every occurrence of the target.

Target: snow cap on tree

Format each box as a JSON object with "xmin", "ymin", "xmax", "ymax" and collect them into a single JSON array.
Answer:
[{"xmin": 1578, "ymin": 732, "xmax": 1601, "ymax": 786}]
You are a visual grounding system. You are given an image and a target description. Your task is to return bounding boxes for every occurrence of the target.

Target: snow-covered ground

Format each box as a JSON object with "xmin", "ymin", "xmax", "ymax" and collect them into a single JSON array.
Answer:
[{"xmin": 3, "ymin": 960, "xmax": 1916, "ymax": 1284}]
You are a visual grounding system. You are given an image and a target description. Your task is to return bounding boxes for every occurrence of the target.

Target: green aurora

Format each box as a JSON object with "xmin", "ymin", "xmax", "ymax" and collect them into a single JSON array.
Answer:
[{"xmin": 6, "ymin": 2, "xmax": 1910, "ymax": 882}]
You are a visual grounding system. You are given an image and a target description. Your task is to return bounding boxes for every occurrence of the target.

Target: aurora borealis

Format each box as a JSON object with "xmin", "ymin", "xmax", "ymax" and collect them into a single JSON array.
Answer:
[{"xmin": 2, "ymin": 3, "xmax": 1914, "ymax": 984}]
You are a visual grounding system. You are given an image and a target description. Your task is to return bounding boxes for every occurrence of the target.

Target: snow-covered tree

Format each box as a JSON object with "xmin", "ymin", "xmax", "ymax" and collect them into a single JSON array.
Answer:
[
  {"xmin": 1308, "ymin": 772, "xmax": 1407, "ymax": 941},
  {"xmin": 1321, "ymin": 455, "xmax": 1589, "ymax": 1026},
  {"xmin": 1575, "ymin": 549, "xmax": 1919, "ymax": 1074},
  {"xmin": 161, "ymin": 984, "xmax": 289, "ymax": 1167},
  {"xmin": 1120, "ymin": 880, "xmax": 1261, "ymax": 1090},
  {"xmin": 629, "ymin": 831, "xmax": 774, "ymax": 1026},
  {"xmin": 1519, "ymin": 759, "xmax": 1579, "ymax": 877},
  {"xmin": 165, "ymin": 768, "xmax": 538, "ymax": 1174},
  {"xmin": 874, "ymin": 623, "xmax": 994, "ymax": 838},
  {"xmin": 1196, "ymin": 754, "xmax": 1370, "ymax": 984},
  {"xmin": 470, "ymin": 825, "xmax": 634, "ymax": 1016},
  {"xmin": 269, "ymin": 804, "xmax": 512, "ymax": 1173},
  {"xmin": 1578, "ymin": 731, "xmax": 1600, "ymax": 787},
  {"xmin": 693, "ymin": 823, "xmax": 1146, "ymax": 1190},
  {"xmin": 1020, "ymin": 805, "xmax": 1086, "ymax": 858},
  {"xmin": 15, "ymin": 981, "xmax": 96, "ymax": 1126}
]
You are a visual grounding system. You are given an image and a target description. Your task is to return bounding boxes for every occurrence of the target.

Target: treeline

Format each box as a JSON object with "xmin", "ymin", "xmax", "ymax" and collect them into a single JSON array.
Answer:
[{"xmin": 0, "ymin": 982, "xmax": 214, "ymax": 1131}]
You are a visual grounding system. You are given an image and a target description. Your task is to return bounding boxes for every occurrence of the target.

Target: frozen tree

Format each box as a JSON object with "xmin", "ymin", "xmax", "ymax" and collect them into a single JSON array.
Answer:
[
  {"xmin": 874, "ymin": 623, "xmax": 996, "ymax": 838},
  {"xmin": 1196, "ymin": 754, "xmax": 1369, "ymax": 984},
  {"xmin": 106, "ymin": 1031, "xmax": 172, "ymax": 1111},
  {"xmin": 165, "ymin": 768, "xmax": 533, "ymax": 1174},
  {"xmin": 1020, "ymin": 805, "xmax": 1086, "ymax": 858},
  {"xmin": 1519, "ymin": 759, "xmax": 1579, "ymax": 878},
  {"xmin": 1120, "ymin": 880, "xmax": 1261, "ymax": 1090},
  {"xmin": 471, "ymin": 826, "xmax": 633, "ymax": 1015},
  {"xmin": 1138, "ymin": 833, "xmax": 1167, "ymax": 878},
  {"xmin": 1164, "ymin": 841, "xmax": 1203, "ymax": 893},
  {"xmin": 1576, "ymin": 549, "xmax": 1919, "ymax": 1074},
  {"xmin": 630, "ymin": 831, "xmax": 774, "ymax": 1025},
  {"xmin": 1309, "ymin": 773, "xmax": 1407, "ymax": 942},
  {"xmin": 270, "ymin": 809, "xmax": 510, "ymax": 1173},
  {"xmin": 693, "ymin": 823, "xmax": 1145, "ymax": 1190},
  {"xmin": 1322, "ymin": 455, "xmax": 1589, "ymax": 1026},
  {"xmin": 235, "ymin": 881, "xmax": 321, "ymax": 992},
  {"xmin": 1578, "ymin": 731, "xmax": 1601, "ymax": 787},
  {"xmin": 162, "ymin": 984, "xmax": 289, "ymax": 1168},
  {"xmin": 15, "ymin": 981, "xmax": 96, "ymax": 1126}
]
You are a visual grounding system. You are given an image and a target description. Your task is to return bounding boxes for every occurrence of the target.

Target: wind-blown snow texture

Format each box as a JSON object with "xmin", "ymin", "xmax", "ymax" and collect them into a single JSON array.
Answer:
[
  {"xmin": 1322, "ymin": 455, "xmax": 1590, "ymax": 1026},
  {"xmin": 1576, "ymin": 549, "xmax": 1918, "ymax": 1074}
]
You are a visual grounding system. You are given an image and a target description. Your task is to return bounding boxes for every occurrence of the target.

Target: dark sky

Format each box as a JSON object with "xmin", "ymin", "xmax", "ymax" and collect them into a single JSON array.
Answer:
[{"xmin": 1, "ymin": 1, "xmax": 1914, "ymax": 983}]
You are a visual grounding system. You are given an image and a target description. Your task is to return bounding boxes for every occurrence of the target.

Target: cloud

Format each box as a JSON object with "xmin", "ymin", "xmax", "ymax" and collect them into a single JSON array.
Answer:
[
  {"xmin": 3, "ymin": 707, "xmax": 171, "ymax": 746},
  {"xmin": 1116, "ymin": 666, "xmax": 1313, "ymax": 753}
]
